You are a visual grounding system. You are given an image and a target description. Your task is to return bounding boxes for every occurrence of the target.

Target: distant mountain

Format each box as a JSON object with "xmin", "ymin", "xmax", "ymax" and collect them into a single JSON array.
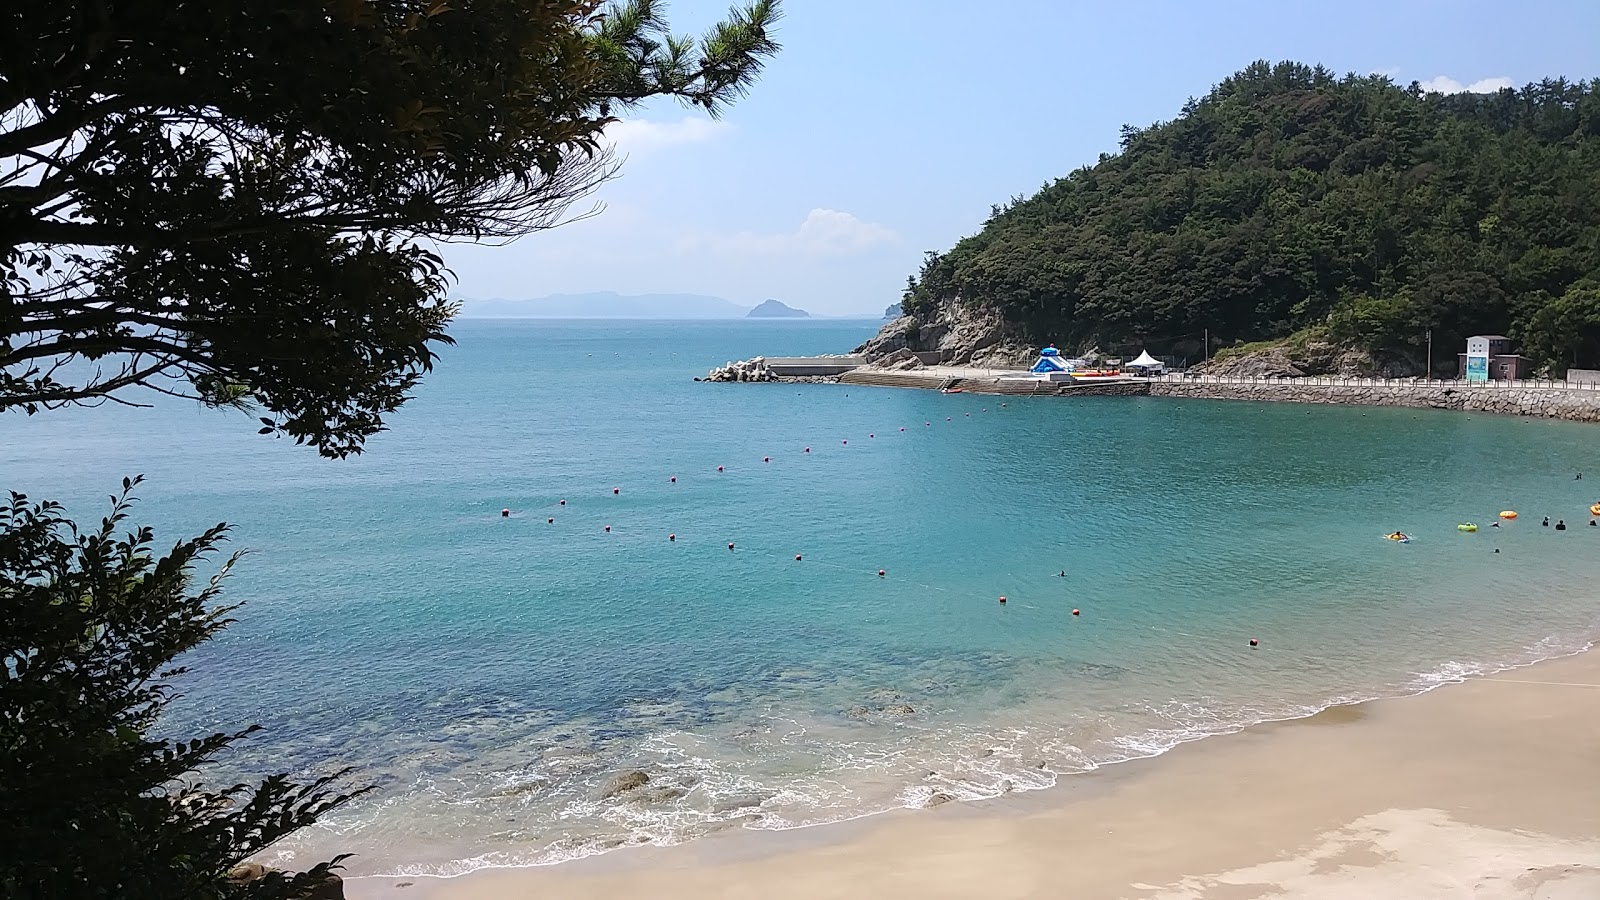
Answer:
[
  {"xmin": 883, "ymin": 303, "xmax": 903, "ymax": 319},
  {"xmin": 747, "ymin": 298, "xmax": 810, "ymax": 318},
  {"xmin": 457, "ymin": 292, "xmax": 751, "ymax": 319}
]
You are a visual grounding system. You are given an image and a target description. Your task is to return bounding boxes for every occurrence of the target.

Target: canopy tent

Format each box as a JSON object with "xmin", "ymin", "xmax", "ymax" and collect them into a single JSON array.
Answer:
[{"xmin": 1127, "ymin": 350, "xmax": 1164, "ymax": 372}]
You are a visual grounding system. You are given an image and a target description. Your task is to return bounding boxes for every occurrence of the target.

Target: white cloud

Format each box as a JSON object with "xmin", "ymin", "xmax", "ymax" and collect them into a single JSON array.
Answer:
[
  {"xmin": 603, "ymin": 117, "xmax": 732, "ymax": 154},
  {"xmin": 688, "ymin": 208, "xmax": 899, "ymax": 256},
  {"xmin": 1417, "ymin": 75, "xmax": 1514, "ymax": 95}
]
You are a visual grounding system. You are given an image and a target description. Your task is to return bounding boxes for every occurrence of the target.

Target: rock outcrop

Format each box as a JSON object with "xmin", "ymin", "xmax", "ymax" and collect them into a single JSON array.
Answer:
[
  {"xmin": 703, "ymin": 357, "xmax": 776, "ymax": 382},
  {"xmin": 597, "ymin": 769, "xmax": 651, "ymax": 799},
  {"xmin": 226, "ymin": 863, "xmax": 345, "ymax": 899},
  {"xmin": 1194, "ymin": 338, "xmax": 1421, "ymax": 378},
  {"xmin": 854, "ymin": 300, "xmax": 1034, "ymax": 368}
]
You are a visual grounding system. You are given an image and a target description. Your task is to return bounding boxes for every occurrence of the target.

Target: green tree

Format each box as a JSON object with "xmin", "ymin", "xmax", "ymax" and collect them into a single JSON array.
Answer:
[
  {"xmin": 1, "ymin": 2, "xmax": 781, "ymax": 897},
  {"xmin": 2, "ymin": 0, "xmax": 781, "ymax": 457},
  {"xmin": 1520, "ymin": 284, "xmax": 1600, "ymax": 370},
  {"xmin": 1, "ymin": 478, "xmax": 362, "ymax": 899}
]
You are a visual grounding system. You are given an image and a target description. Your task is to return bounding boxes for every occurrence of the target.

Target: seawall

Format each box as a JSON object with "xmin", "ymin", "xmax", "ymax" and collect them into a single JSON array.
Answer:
[{"xmin": 1147, "ymin": 378, "xmax": 1600, "ymax": 423}]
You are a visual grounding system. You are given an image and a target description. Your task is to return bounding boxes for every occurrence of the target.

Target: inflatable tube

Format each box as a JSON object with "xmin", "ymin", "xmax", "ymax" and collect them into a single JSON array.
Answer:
[
  {"xmin": 1588, "ymin": 503, "xmax": 1600, "ymax": 516},
  {"xmin": 1499, "ymin": 510, "xmax": 1518, "ymax": 519},
  {"xmin": 1385, "ymin": 532, "xmax": 1411, "ymax": 543},
  {"xmin": 1458, "ymin": 523, "xmax": 1478, "ymax": 532}
]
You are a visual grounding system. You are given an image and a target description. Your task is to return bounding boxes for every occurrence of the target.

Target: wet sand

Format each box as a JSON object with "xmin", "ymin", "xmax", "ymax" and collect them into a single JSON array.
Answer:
[{"xmin": 351, "ymin": 649, "xmax": 1600, "ymax": 899}]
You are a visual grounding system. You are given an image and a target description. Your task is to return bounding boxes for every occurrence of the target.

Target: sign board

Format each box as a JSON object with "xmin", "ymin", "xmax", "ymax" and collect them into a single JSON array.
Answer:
[{"xmin": 1466, "ymin": 354, "xmax": 1489, "ymax": 383}]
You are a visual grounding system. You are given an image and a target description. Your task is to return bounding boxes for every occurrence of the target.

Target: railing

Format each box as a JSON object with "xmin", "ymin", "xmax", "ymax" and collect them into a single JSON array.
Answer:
[{"xmin": 1148, "ymin": 374, "xmax": 1600, "ymax": 391}]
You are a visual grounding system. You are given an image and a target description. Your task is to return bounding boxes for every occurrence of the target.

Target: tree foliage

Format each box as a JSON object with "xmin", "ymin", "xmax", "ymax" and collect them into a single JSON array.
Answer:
[
  {"xmin": 0, "ymin": 477, "xmax": 367, "ymax": 899},
  {"xmin": 1, "ymin": 0, "xmax": 782, "ymax": 455},
  {"xmin": 905, "ymin": 61, "xmax": 1600, "ymax": 370}
]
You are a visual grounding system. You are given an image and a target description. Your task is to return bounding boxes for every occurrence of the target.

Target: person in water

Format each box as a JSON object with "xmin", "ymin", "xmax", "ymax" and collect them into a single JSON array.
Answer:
[
  {"xmin": 1591, "ymin": 519, "xmax": 1597, "ymax": 527},
  {"xmin": 1057, "ymin": 570, "xmax": 1066, "ymax": 577},
  {"xmin": 1556, "ymin": 519, "xmax": 1567, "ymax": 530},
  {"xmin": 1491, "ymin": 521, "xmax": 1501, "ymax": 528},
  {"xmin": 1543, "ymin": 516, "xmax": 1551, "ymax": 527}
]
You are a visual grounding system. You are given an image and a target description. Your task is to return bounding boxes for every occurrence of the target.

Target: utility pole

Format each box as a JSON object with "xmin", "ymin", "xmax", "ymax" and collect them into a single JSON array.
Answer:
[
  {"xmin": 1426, "ymin": 328, "xmax": 1433, "ymax": 379},
  {"xmin": 1204, "ymin": 328, "xmax": 1209, "ymax": 361}
]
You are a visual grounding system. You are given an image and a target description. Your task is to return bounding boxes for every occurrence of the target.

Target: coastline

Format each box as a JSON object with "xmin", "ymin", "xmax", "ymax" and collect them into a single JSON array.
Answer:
[{"xmin": 351, "ymin": 645, "xmax": 1600, "ymax": 899}]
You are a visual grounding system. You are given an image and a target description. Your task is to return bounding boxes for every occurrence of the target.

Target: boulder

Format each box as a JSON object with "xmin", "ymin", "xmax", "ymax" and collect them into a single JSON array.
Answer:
[
  {"xmin": 226, "ymin": 863, "xmax": 344, "ymax": 900},
  {"xmin": 923, "ymin": 792, "xmax": 953, "ymax": 808},
  {"xmin": 597, "ymin": 769, "xmax": 650, "ymax": 799}
]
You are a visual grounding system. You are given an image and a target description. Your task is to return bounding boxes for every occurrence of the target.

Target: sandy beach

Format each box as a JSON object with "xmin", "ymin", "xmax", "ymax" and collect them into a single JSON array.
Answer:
[{"xmin": 350, "ymin": 648, "xmax": 1600, "ymax": 900}]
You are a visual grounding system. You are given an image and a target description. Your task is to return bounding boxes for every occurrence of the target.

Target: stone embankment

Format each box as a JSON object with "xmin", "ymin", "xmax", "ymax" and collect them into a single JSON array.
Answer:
[{"xmin": 1149, "ymin": 378, "xmax": 1600, "ymax": 423}]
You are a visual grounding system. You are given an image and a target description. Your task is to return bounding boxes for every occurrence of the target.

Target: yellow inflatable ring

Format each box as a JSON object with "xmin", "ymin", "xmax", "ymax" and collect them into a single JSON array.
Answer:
[
  {"xmin": 1458, "ymin": 523, "xmax": 1478, "ymax": 532},
  {"xmin": 1589, "ymin": 504, "xmax": 1600, "ymax": 516},
  {"xmin": 1499, "ymin": 510, "xmax": 1518, "ymax": 519}
]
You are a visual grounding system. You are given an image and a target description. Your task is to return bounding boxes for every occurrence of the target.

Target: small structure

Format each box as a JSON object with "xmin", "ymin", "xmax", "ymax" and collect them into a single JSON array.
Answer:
[
  {"xmin": 1126, "ymin": 350, "xmax": 1166, "ymax": 376},
  {"xmin": 1027, "ymin": 346, "xmax": 1076, "ymax": 382},
  {"xmin": 1458, "ymin": 335, "xmax": 1533, "ymax": 382}
]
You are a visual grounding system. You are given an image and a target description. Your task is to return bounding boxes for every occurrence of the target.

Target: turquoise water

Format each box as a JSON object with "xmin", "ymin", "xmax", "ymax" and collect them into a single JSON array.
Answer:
[{"xmin": 5, "ymin": 318, "xmax": 1600, "ymax": 875}]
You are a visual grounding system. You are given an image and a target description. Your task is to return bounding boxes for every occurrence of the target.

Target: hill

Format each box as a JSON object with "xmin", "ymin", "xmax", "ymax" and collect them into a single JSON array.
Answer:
[
  {"xmin": 869, "ymin": 62, "xmax": 1600, "ymax": 373},
  {"xmin": 747, "ymin": 298, "xmax": 810, "ymax": 318},
  {"xmin": 458, "ymin": 292, "xmax": 750, "ymax": 318}
]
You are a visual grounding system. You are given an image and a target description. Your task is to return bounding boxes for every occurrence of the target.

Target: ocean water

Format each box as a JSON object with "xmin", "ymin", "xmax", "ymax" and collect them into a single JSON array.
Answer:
[{"xmin": 5, "ymin": 318, "xmax": 1600, "ymax": 876}]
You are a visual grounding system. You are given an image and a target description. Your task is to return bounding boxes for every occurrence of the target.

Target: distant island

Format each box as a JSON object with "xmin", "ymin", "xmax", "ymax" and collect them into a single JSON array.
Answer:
[
  {"xmin": 457, "ymin": 291, "xmax": 751, "ymax": 319},
  {"xmin": 747, "ymin": 299, "xmax": 810, "ymax": 318},
  {"xmin": 863, "ymin": 62, "xmax": 1600, "ymax": 376},
  {"xmin": 883, "ymin": 303, "xmax": 902, "ymax": 319}
]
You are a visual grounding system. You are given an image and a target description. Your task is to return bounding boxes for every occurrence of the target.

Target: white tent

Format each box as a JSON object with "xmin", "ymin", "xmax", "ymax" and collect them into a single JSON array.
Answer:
[{"xmin": 1128, "ymin": 350, "xmax": 1164, "ymax": 371}]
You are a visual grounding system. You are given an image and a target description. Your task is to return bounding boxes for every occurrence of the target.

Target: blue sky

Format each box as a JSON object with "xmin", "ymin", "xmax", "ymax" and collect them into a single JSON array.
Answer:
[{"xmin": 444, "ymin": 0, "xmax": 1600, "ymax": 316}]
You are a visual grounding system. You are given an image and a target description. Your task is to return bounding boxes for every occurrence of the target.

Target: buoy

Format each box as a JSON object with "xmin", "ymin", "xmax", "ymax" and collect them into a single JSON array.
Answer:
[
  {"xmin": 547, "ymin": 517, "xmax": 554, "ymax": 524},
  {"xmin": 878, "ymin": 569, "xmax": 886, "ymax": 577},
  {"xmin": 869, "ymin": 433, "xmax": 875, "ymax": 438},
  {"xmin": 795, "ymin": 554, "xmax": 802, "ymax": 561},
  {"xmin": 560, "ymin": 499, "xmax": 566, "ymax": 506},
  {"xmin": 1499, "ymin": 510, "xmax": 1518, "ymax": 519},
  {"xmin": 925, "ymin": 422, "xmax": 931, "ymax": 426},
  {"xmin": 764, "ymin": 456, "xmax": 770, "ymax": 462},
  {"xmin": 946, "ymin": 417, "xmax": 951, "ymax": 421},
  {"xmin": 728, "ymin": 542, "xmax": 735, "ymax": 550},
  {"xmin": 998, "ymin": 595, "xmax": 1007, "ymax": 604},
  {"xmin": 805, "ymin": 447, "xmax": 811, "ymax": 453},
  {"xmin": 1249, "ymin": 638, "xmax": 1259, "ymax": 647},
  {"xmin": 670, "ymin": 476, "xmax": 676, "ymax": 483},
  {"xmin": 1458, "ymin": 523, "xmax": 1478, "ymax": 532},
  {"xmin": 842, "ymin": 439, "xmax": 848, "ymax": 445},
  {"xmin": 982, "ymin": 408, "xmax": 987, "ymax": 412},
  {"xmin": 717, "ymin": 465, "xmax": 724, "ymax": 472},
  {"xmin": 501, "ymin": 508, "xmax": 510, "ymax": 517},
  {"xmin": 900, "ymin": 427, "xmax": 906, "ymax": 432},
  {"xmin": 604, "ymin": 525, "xmax": 611, "ymax": 532},
  {"xmin": 613, "ymin": 487, "xmax": 620, "ymax": 495},
  {"xmin": 1072, "ymin": 608, "xmax": 1080, "ymax": 616},
  {"xmin": 1001, "ymin": 403, "xmax": 1007, "ymax": 407},
  {"xmin": 669, "ymin": 533, "xmax": 676, "ymax": 541}
]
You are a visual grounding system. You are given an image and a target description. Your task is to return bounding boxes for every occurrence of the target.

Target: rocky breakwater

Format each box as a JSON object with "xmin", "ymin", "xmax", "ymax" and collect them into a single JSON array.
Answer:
[
  {"xmin": 701, "ymin": 357, "xmax": 777, "ymax": 383},
  {"xmin": 1150, "ymin": 380, "xmax": 1600, "ymax": 423}
]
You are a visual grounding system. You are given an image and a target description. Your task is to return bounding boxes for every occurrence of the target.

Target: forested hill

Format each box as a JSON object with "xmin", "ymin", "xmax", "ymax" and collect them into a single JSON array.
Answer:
[{"xmin": 901, "ymin": 61, "xmax": 1600, "ymax": 371}]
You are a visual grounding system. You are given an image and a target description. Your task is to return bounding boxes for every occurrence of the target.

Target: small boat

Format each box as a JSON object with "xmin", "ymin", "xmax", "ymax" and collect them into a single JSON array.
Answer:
[{"xmin": 940, "ymin": 387, "xmax": 963, "ymax": 394}]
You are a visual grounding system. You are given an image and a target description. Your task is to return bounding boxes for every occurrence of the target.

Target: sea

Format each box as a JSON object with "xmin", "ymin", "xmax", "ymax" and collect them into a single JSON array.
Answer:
[{"xmin": 5, "ymin": 318, "xmax": 1600, "ymax": 877}]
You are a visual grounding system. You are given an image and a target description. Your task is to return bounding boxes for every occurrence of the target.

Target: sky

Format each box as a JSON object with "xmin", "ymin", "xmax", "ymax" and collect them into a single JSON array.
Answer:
[{"xmin": 444, "ymin": 0, "xmax": 1600, "ymax": 316}]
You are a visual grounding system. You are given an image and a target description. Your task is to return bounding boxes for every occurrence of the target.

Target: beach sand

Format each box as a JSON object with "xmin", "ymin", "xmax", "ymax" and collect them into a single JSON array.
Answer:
[{"xmin": 351, "ymin": 649, "xmax": 1600, "ymax": 900}]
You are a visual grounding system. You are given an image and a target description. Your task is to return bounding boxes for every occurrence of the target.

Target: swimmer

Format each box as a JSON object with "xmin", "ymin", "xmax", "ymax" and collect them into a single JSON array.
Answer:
[
  {"xmin": 1543, "ymin": 516, "xmax": 1550, "ymax": 527},
  {"xmin": 1556, "ymin": 519, "xmax": 1567, "ymax": 531},
  {"xmin": 1591, "ymin": 520, "xmax": 1598, "ymax": 527},
  {"xmin": 1578, "ymin": 473, "xmax": 1584, "ymax": 480},
  {"xmin": 1057, "ymin": 570, "xmax": 1066, "ymax": 577},
  {"xmin": 1491, "ymin": 521, "xmax": 1500, "ymax": 528}
]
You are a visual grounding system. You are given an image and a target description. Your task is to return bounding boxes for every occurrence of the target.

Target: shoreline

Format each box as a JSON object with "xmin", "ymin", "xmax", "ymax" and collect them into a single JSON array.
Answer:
[{"xmin": 350, "ymin": 643, "xmax": 1600, "ymax": 899}]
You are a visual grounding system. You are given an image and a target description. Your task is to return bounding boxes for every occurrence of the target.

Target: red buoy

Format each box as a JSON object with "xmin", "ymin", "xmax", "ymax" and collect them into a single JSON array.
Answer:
[
  {"xmin": 1249, "ymin": 638, "xmax": 1259, "ymax": 647},
  {"xmin": 613, "ymin": 487, "xmax": 620, "ymax": 495},
  {"xmin": 670, "ymin": 476, "xmax": 676, "ymax": 483},
  {"xmin": 764, "ymin": 456, "xmax": 770, "ymax": 462},
  {"xmin": 1072, "ymin": 608, "xmax": 1080, "ymax": 616},
  {"xmin": 842, "ymin": 439, "xmax": 848, "ymax": 445},
  {"xmin": 717, "ymin": 465, "xmax": 724, "ymax": 472},
  {"xmin": 604, "ymin": 525, "xmax": 611, "ymax": 532},
  {"xmin": 728, "ymin": 542, "xmax": 735, "ymax": 550},
  {"xmin": 501, "ymin": 508, "xmax": 510, "ymax": 517},
  {"xmin": 878, "ymin": 569, "xmax": 886, "ymax": 577},
  {"xmin": 669, "ymin": 533, "xmax": 676, "ymax": 541},
  {"xmin": 998, "ymin": 595, "xmax": 1007, "ymax": 604},
  {"xmin": 870, "ymin": 433, "xmax": 875, "ymax": 438},
  {"xmin": 795, "ymin": 554, "xmax": 802, "ymax": 561}
]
